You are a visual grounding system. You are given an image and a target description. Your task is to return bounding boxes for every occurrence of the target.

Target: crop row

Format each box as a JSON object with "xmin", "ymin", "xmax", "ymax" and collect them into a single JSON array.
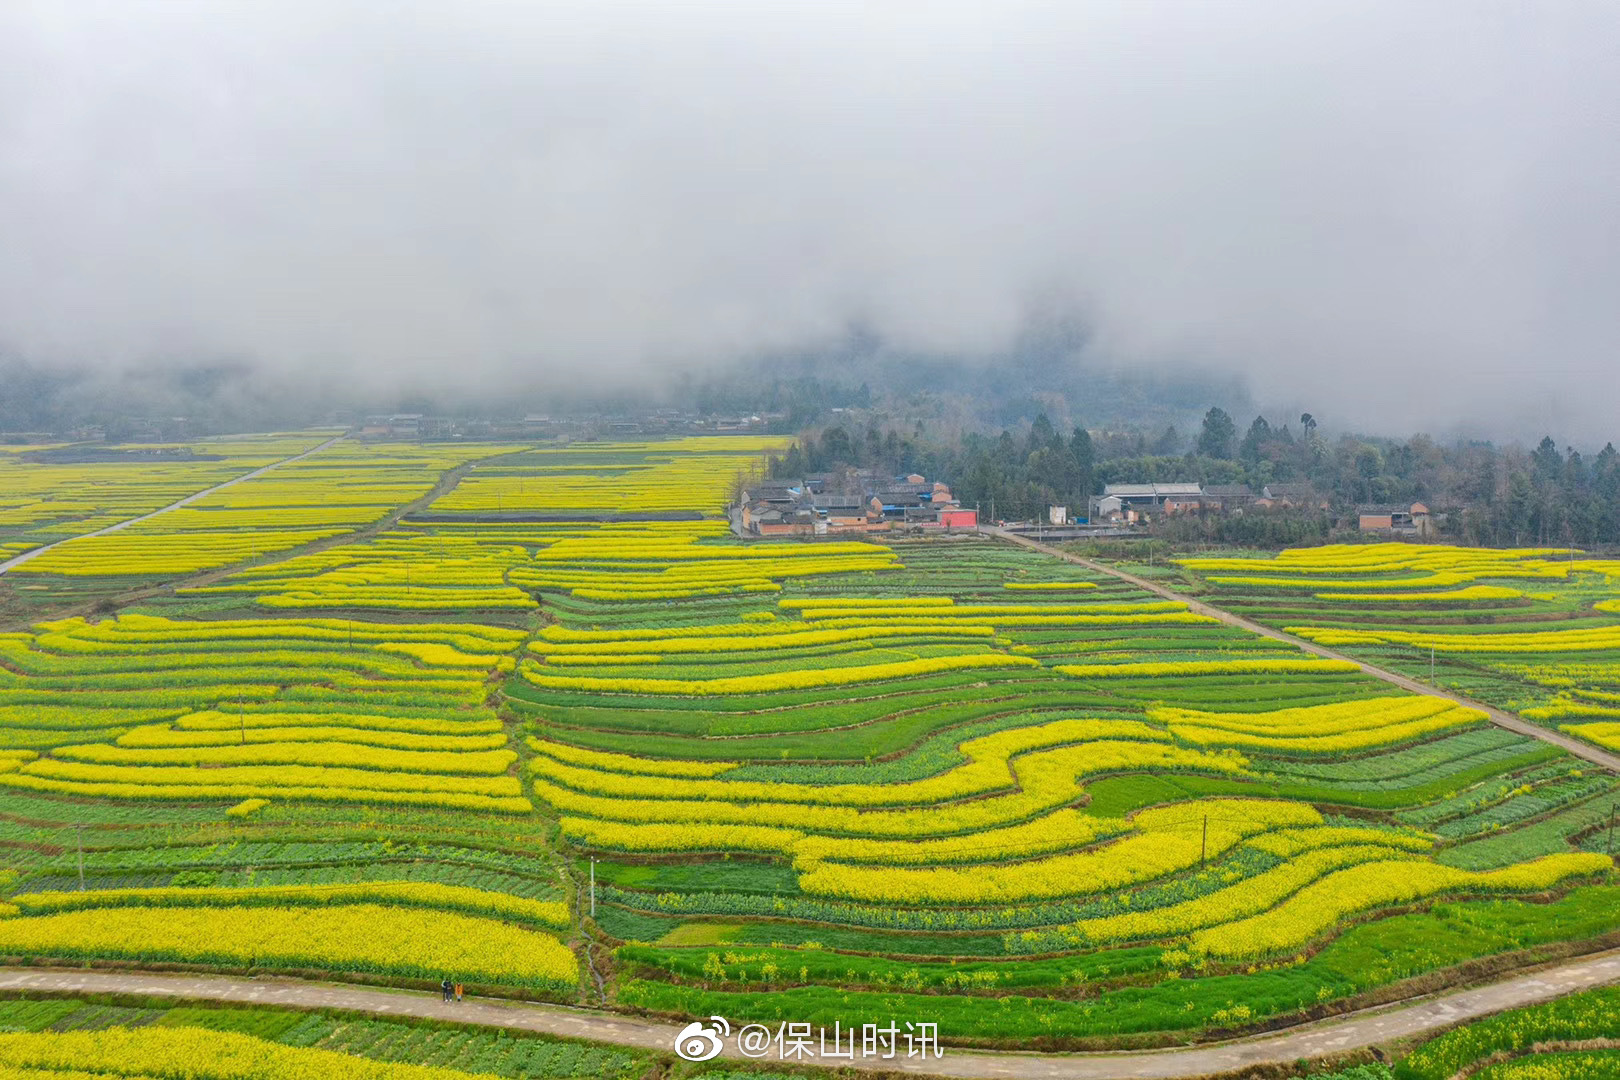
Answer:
[
  {"xmin": 0, "ymin": 903, "xmax": 578, "ymax": 987},
  {"xmin": 615, "ymin": 885, "xmax": 1620, "ymax": 1040},
  {"xmin": 1153, "ymin": 696, "xmax": 1485, "ymax": 754},
  {"xmin": 520, "ymin": 650, "xmax": 1038, "ymax": 696},
  {"xmin": 0, "ymin": 762, "xmax": 532, "ymax": 814},
  {"xmin": 12, "ymin": 880, "xmax": 568, "ymax": 928}
]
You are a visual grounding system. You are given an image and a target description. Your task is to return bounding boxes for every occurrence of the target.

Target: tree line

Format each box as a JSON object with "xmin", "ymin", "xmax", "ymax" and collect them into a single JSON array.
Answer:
[
  {"xmin": 772, "ymin": 414, "xmax": 1096, "ymax": 523},
  {"xmin": 770, "ymin": 407, "xmax": 1620, "ymax": 547}
]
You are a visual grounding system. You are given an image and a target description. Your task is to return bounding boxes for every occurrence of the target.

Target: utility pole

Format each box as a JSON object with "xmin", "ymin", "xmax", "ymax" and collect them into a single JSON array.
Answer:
[
  {"xmin": 1609, "ymin": 804, "xmax": 1616, "ymax": 856},
  {"xmin": 76, "ymin": 824, "xmax": 85, "ymax": 891},
  {"xmin": 1431, "ymin": 645, "xmax": 1436, "ymax": 684},
  {"xmin": 1200, "ymin": 816, "xmax": 1208, "ymax": 867},
  {"xmin": 589, "ymin": 857, "xmax": 597, "ymax": 917}
]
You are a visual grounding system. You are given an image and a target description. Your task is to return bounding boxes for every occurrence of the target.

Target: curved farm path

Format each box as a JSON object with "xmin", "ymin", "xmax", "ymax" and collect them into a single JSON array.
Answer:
[
  {"xmin": 0, "ymin": 434, "xmax": 347, "ymax": 577},
  {"xmin": 987, "ymin": 529, "xmax": 1620, "ymax": 774},
  {"xmin": 4, "ymin": 950, "xmax": 1620, "ymax": 1078}
]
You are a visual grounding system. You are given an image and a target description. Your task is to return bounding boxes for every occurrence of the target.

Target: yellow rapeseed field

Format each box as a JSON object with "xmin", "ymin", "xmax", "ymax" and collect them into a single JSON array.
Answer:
[
  {"xmin": 0, "ymin": 1025, "xmax": 502, "ymax": 1080},
  {"xmin": 0, "ymin": 903, "xmax": 579, "ymax": 987}
]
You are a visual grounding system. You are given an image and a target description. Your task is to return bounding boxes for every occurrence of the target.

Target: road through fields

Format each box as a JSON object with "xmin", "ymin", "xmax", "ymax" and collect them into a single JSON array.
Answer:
[
  {"xmin": 4, "ymin": 949, "xmax": 1620, "ymax": 1078},
  {"xmin": 988, "ymin": 528, "xmax": 1620, "ymax": 774},
  {"xmin": 0, "ymin": 434, "xmax": 346, "ymax": 576}
]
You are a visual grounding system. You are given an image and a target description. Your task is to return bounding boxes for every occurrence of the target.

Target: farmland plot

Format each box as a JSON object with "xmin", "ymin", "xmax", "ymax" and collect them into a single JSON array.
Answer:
[
  {"xmin": 0, "ymin": 440, "xmax": 1614, "ymax": 1052},
  {"xmin": 1176, "ymin": 542, "xmax": 1620, "ymax": 761}
]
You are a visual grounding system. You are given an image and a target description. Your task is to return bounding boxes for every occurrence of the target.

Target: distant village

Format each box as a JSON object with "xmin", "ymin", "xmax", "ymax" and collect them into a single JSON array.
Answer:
[
  {"xmin": 9, "ymin": 409, "xmax": 1438, "ymax": 542},
  {"xmin": 737, "ymin": 476, "xmax": 1437, "ymax": 540},
  {"xmin": 1089, "ymin": 483, "xmax": 1437, "ymax": 537},
  {"xmin": 738, "ymin": 472, "xmax": 978, "ymax": 536}
]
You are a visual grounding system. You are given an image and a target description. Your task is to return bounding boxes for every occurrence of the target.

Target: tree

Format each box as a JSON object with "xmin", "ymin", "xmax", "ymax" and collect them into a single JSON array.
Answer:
[
  {"xmin": 1026, "ymin": 446, "xmax": 1069, "ymax": 505},
  {"xmin": 1069, "ymin": 427, "xmax": 1095, "ymax": 498},
  {"xmin": 774, "ymin": 442, "xmax": 807, "ymax": 478},
  {"xmin": 1239, "ymin": 415, "xmax": 1273, "ymax": 465},
  {"xmin": 728, "ymin": 470, "xmax": 751, "ymax": 506},
  {"xmin": 1353, "ymin": 444, "xmax": 1384, "ymax": 502},
  {"xmin": 1151, "ymin": 425, "xmax": 1182, "ymax": 455},
  {"xmin": 1300, "ymin": 412, "xmax": 1317, "ymax": 438},
  {"xmin": 1531, "ymin": 436, "xmax": 1564, "ymax": 483},
  {"xmin": 864, "ymin": 423, "xmax": 884, "ymax": 465},
  {"xmin": 1027, "ymin": 413, "xmax": 1059, "ymax": 456},
  {"xmin": 883, "ymin": 430, "xmax": 903, "ymax": 471},
  {"xmin": 1197, "ymin": 407, "xmax": 1238, "ymax": 460},
  {"xmin": 775, "ymin": 416, "xmax": 1620, "ymax": 547},
  {"xmin": 818, "ymin": 426, "xmax": 855, "ymax": 467}
]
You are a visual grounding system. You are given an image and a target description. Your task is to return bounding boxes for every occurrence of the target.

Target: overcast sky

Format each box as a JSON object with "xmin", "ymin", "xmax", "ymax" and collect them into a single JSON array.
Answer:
[{"xmin": 2, "ymin": 1, "xmax": 1617, "ymax": 437}]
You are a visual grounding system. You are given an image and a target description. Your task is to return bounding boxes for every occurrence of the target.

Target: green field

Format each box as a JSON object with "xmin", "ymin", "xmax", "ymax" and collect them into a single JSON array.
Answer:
[{"xmin": 0, "ymin": 437, "xmax": 1615, "ymax": 1077}]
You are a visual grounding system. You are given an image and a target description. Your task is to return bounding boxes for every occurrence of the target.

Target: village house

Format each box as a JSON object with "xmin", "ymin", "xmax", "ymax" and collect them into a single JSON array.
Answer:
[
  {"xmin": 812, "ymin": 494, "xmax": 869, "ymax": 529},
  {"xmin": 1090, "ymin": 481, "xmax": 1337, "ymax": 524},
  {"xmin": 1258, "ymin": 482, "xmax": 1325, "ymax": 508},
  {"xmin": 747, "ymin": 506, "xmax": 821, "ymax": 536},
  {"xmin": 356, "ymin": 413, "xmax": 454, "ymax": 439},
  {"xmin": 738, "ymin": 482, "xmax": 807, "ymax": 533},
  {"xmin": 1358, "ymin": 502, "xmax": 1434, "ymax": 537},
  {"xmin": 1087, "ymin": 483, "xmax": 1204, "ymax": 524},
  {"xmin": 1200, "ymin": 485, "xmax": 1258, "ymax": 512},
  {"xmin": 738, "ymin": 473, "xmax": 977, "ymax": 537}
]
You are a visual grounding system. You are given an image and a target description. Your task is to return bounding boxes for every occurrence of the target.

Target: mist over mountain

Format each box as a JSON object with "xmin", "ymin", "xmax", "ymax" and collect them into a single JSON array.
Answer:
[{"xmin": 2, "ymin": 1, "xmax": 1617, "ymax": 441}]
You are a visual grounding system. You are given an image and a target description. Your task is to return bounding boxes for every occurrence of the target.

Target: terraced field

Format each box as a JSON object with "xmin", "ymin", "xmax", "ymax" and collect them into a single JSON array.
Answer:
[
  {"xmin": 1387, "ymin": 981, "xmax": 1620, "ymax": 1080},
  {"xmin": 0, "ymin": 997, "xmax": 649, "ymax": 1080},
  {"xmin": 2, "ymin": 972, "xmax": 1619, "ymax": 1080},
  {"xmin": 1174, "ymin": 544, "xmax": 1620, "ymax": 765},
  {"xmin": 0, "ymin": 437, "xmax": 1616, "ymax": 1076},
  {"xmin": 0, "ymin": 436, "xmax": 331, "ymax": 540},
  {"xmin": 524, "ymin": 538, "xmax": 1612, "ymax": 1046},
  {"xmin": 0, "ymin": 436, "xmax": 499, "ymax": 618},
  {"xmin": 0, "ymin": 437, "xmax": 801, "ymax": 1008}
]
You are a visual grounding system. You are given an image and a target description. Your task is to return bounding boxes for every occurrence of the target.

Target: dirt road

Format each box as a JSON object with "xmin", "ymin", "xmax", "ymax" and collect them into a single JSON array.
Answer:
[
  {"xmin": 0, "ymin": 444, "xmax": 497, "ymax": 632},
  {"xmin": 4, "ymin": 950, "xmax": 1619, "ymax": 1078},
  {"xmin": 988, "ymin": 528, "xmax": 1620, "ymax": 774},
  {"xmin": 0, "ymin": 434, "xmax": 347, "ymax": 576}
]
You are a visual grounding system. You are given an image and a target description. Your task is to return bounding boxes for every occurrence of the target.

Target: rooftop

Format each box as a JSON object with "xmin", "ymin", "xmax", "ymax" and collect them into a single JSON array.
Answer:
[{"xmin": 1102, "ymin": 482, "xmax": 1204, "ymax": 497}]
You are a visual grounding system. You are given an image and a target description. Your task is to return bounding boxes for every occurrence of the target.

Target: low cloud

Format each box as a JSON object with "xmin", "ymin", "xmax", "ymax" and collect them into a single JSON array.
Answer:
[{"xmin": 1, "ymin": 1, "xmax": 1616, "ymax": 438}]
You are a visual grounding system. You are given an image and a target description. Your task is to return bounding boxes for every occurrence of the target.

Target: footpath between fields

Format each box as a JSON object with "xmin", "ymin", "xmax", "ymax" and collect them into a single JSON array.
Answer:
[
  {"xmin": 985, "ymin": 528, "xmax": 1620, "ymax": 775},
  {"xmin": 0, "ymin": 445, "xmax": 499, "ymax": 632},
  {"xmin": 4, "ymin": 950, "xmax": 1620, "ymax": 1079},
  {"xmin": 0, "ymin": 435, "xmax": 349, "ymax": 578}
]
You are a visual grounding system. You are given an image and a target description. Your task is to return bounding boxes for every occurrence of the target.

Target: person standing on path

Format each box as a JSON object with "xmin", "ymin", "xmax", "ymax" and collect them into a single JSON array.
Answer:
[
  {"xmin": 454, "ymin": 982, "xmax": 464, "ymax": 1003},
  {"xmin": 441, "ymin": 977, "xmax": 452, "ymax": 1002}
]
